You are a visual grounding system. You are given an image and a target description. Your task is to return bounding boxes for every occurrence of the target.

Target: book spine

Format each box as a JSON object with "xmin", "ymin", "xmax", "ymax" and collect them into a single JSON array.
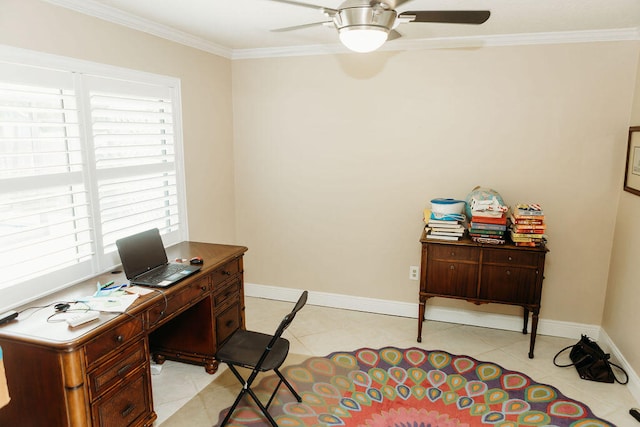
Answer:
[
  {"xmin": 469, "ymin": 229, "xmax": 505, "ymax": 236},
  {"xmin": 471, "ymin": 236, "xmax": 505, "ymax": 244},
  {"xmin": 470, "ymin": 222, "xmax": 507, "ymax": 231},
  {"xmin": 511, "ymin": 227, "xmax": 545, "ymax": 234},
  {"xmin": 471, "ymin": 216, "xmax": 507, "ymax": 225},
  {"xmin": 512, "ymin": 213, "xmax": 545, "ymax": 221}
]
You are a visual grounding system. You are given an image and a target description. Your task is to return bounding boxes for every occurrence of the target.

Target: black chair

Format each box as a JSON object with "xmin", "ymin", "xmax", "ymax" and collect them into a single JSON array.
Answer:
[{"xmin": 216, "ymin": 291, "xmax": 308, "ymax": 427}]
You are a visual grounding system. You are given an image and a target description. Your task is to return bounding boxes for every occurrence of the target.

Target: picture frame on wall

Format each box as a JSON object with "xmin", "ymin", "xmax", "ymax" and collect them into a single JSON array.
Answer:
[{"xmin": 624, "ymin": 126, "xmax": 640, "ymax": 196}]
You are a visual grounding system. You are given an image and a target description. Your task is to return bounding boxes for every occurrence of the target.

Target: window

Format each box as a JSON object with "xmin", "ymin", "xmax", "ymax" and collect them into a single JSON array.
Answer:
[{"xmin": 0, "ymin": 49, "xmax": 187, "ymax": 309}]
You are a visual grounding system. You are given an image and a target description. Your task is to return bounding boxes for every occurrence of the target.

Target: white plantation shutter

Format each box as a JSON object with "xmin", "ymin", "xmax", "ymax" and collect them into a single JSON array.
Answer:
[
  {"xmin": 0, "ymin": 66, "xmax": 93, "ymax": 288},
  {"xmin": 0, "ymin": 55, "xmax": 186, "ymax": 307},
  {"xmin": 85, "ymin": 76, "xmax": 182, "ymax": 253}
]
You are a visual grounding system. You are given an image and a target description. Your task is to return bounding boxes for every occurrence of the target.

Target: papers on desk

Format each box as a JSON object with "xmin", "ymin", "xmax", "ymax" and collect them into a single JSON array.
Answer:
[{"xmin": 82, "ymin": 293, "xmax": 139, "ymax": 313}]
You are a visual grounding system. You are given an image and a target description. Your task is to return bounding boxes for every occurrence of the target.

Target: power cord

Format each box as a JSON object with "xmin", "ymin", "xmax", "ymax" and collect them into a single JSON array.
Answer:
[{"xmin": 148, "ymin": 288, "xmax": 168, "ymax": 327}]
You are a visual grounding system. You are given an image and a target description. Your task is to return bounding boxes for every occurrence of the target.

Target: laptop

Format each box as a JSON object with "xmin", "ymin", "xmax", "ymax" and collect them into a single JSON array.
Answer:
[{"xmin": 116, "ymin": 228, "xmax": 201, "ymax": 287}]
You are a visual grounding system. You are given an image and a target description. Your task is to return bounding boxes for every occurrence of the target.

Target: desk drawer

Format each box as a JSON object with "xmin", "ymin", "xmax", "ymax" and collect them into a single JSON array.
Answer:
[
  {"xmin": 214, "ymin": 278, "xmax": 240, "ymax": 307},
  {"xmin": 85, "ymin": 316, "xmax": 144, "ymax": 366},
  {"xmin": 92, "ymin": 369, "xmax": 151, "ymax": 427},
  {"xmin": 211, "ymin": 258, "xmax": 241, "ymax": 287},
  {"xmin": 215, "ymin": 296, "xmax": 241, "ymax": 345},
  {"xmin": 482, "ymin": 248, "xmax": 539, "ymax": 267},
  {"xmin": 147, "ymin": 277, "xmax": 209, "ymax": 326},
  {"xmin": 429, "ymin": 245, "xmax": 478, "ymax": 262},
  {"xmin": 89, "ymin": 339, "xmax": 147, "ymax": 398}
]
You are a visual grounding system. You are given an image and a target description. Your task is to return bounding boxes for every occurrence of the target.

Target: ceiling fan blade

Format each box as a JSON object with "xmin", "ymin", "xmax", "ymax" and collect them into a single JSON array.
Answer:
[
  {"xmin": 267, "ymin": 0, "xmax": 338, "ymax": 14},
  {"xmin": 272, "ymin": 21, "xmax": 332, "ymax": 32},
  {"xmin": 399, "ymin": 10, "xmax": 490, "ymax": 25}
]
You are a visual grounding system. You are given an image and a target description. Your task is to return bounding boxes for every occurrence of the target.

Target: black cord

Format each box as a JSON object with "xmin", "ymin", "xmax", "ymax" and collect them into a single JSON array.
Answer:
[
  {"xmin": 16, "ymin": 301, "xmax": 78, "ymax": 320},
  {"xmin": 46, "ymin": 302, "xmax": 93, "ymax": 323}
]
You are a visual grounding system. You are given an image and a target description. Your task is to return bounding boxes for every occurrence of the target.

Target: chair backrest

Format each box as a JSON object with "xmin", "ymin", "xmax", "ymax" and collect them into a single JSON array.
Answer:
[{"xmin": 264, "ymin": 290, "xmax": 307, "ymax": 354}]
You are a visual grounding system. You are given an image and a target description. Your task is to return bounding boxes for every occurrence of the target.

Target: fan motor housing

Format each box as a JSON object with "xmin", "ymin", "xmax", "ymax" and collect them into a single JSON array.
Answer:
[{"xmin": 333, "ymin": 7, "xmax": 397, "ymax": 31}]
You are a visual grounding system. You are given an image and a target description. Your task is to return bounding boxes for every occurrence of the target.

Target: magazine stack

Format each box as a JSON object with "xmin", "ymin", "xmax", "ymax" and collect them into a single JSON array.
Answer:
[
  {"xmin": 468, "ymin": 194, "xmax": 508, "ymax": 244},
  {"xmin": 510, "ymin": 204, "xmax": 546, "ymax": 247}
]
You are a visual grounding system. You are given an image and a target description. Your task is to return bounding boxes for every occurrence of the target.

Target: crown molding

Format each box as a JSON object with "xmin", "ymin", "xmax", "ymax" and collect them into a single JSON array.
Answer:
[
  {"xmin": 43, "ymin": 0, "xmax": 233, "ymax": 58},
  {"xmin": 233, "ymin": 27, "xmax": 640, "ymax": 59},
  {"xmin": 44, "ymin": 0, "xmax": 640, "ymax": 61}
]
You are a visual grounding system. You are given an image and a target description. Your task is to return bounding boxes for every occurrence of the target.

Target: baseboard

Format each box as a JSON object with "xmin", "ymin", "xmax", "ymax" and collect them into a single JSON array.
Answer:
[
  {"xmin": 600, "ymin": 330, "xmax": 640, "ymax": 403},
  {"xmin": 244, "ymin": 282, "xmax": 601, "ymax": 338},
  {"xmin": 245, "ymin": 281, "xmax": 639, "ymax": 403}
]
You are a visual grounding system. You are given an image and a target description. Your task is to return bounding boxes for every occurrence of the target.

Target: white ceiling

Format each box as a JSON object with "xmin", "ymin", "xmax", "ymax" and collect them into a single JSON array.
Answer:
[{"xmin": 47, "ymin": 0, "xmax": 640, "ymax": 58}]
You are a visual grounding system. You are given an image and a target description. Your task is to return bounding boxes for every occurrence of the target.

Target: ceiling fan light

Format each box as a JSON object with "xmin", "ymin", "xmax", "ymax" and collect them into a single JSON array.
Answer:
[{"xmin": 339, "ymin": 27, "xmax": 388, "ymax": 53}]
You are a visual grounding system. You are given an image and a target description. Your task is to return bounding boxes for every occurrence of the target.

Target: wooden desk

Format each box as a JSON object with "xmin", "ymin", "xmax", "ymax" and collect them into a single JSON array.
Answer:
[
  {"xmin": 418, "ymin": 230, "xmax": 548, "ymax": 358},
  {"xmin": 0, "ymin": 241, "xmax": 247, "ymax": 427}
]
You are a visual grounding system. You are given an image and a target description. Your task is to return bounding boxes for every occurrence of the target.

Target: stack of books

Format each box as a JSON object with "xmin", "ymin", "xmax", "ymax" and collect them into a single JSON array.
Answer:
[
  {"xmin": 468, "ymin": 195, "xmax": 509, "ymax": 244},
  {"xmin": 423, "ymin": 209, "xmax": 466, "ymax": 241},
  {"xmin": 509, "ymin": 204, "xmax": 546, "ymax": 247}
]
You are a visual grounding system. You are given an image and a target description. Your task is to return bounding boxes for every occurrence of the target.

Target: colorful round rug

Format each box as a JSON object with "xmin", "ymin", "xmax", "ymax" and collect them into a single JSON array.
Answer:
[{"xmin": 216, "ymin": 347, "xmax": 614, "ymax": 427}]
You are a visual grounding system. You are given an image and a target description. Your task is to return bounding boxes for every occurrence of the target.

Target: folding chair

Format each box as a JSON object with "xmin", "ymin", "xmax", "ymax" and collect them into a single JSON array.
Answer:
[{"xmin": 215, "ymin": 291, "xmax": 308, "ymax": 427}]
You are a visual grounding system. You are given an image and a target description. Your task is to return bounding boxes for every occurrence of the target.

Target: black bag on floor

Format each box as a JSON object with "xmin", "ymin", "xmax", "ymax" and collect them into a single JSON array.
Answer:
[{"xmin": 553, "ymin": 335, "xmax": 628, "ymax": 384}]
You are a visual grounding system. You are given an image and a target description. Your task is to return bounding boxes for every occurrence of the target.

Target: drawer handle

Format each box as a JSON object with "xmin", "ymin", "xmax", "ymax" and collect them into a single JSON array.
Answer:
[
  {"xmin": 506, "ymin": 270, "xmax": 511, "ymax": 275},
  {"xmin": 449, "ymin": 265, "xmax": 455, "ymax": 270},
  {"xmin": 225, "ymin": 319, "xmax": 234, "ymax": 328},
  {"xmin": 450, "ymin": 251, "xmax": 455, "ymax": 256},
  {"xmin": 201, "ymin": 285, "xmax": 207, "ymax": 291},
  {"xmin": 117, "ymin": 364, "xmax": 132, "ymax": 376},
  {"xmin": 222, "ymin": 270, "xmax": 231, "ymax": 276},
  {"xmin": 121, "ymin": 403, "xmax": 135, "ymax": 418},
  {"xmin": 508, "ymin": 256, "xmax": 513, "ymax": 261},
  {"xmin": 115, "ymin": 335, "xmax": 124, "ymax": 343}
]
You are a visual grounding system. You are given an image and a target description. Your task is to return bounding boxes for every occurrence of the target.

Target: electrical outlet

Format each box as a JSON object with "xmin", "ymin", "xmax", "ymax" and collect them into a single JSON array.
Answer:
[{"xmin": 409, "ymin": 266, "xmax": 419, "ymax": 281}]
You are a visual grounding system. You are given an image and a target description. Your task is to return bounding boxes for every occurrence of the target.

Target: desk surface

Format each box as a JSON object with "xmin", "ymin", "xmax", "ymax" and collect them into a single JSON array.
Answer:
[{"xmin": 0, "ymin": 240, "xmax": 247, "ymax": 348}]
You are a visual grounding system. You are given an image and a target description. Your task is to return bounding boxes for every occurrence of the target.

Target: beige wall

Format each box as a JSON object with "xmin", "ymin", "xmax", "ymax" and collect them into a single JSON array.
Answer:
[
  {"xmin": 232, "ymin": 43, "xmax": 637, "ymax": 326},
  {"xmin": 604, "ymin": 48, "xmax": 640, "ymax": 376},
  {"xmin": 0, "ymin": 0, "xmax": 237, "ymax": 244}
]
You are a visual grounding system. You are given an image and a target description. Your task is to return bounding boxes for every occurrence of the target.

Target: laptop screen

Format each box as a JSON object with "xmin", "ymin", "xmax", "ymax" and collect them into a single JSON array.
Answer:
[{"xmin": 116, "ymin": 228, "xmax": 169, "ymax": 280}]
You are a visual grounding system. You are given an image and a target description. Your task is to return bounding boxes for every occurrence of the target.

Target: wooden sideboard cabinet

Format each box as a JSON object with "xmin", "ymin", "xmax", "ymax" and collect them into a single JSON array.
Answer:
[
  {"xmin": 417, "ymin": 230, "xmax": 548, "ymax": 358},
  {"xmin": 0, "ymin": 241, "xmax": 247, "ymax": 427}
]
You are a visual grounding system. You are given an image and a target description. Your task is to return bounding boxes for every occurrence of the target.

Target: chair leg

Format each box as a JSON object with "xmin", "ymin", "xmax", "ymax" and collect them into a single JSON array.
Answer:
[
  {"xmin": 265, "ymin": 379, "xmax": 283, "ymax": 410},
  {"xmin": 220, "ymin": 366, "xmax": 302, "ymax": 427},
  {"xmin": 275, "ymin": 368, "xmax": 302, "ymax": 402},
  {"xmin": 220, "ymin": 366, "xmax": 279, "ymax": 427},
  {"xmin": 245, "ymin": 387, "xmax": 279, "ymax": 427},
  {"xmin": 219, "ymin": 385, "xmax": 248, "ymax": 427}
]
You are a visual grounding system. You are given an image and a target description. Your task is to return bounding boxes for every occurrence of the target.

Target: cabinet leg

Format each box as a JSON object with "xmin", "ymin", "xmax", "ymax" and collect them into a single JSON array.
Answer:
[
  {"xmin": 522, "ymin": 307, "xmax": 529, "ymax": 334},
  {"xmin": 528, "ymin": 310, "xmax": 539, "ymax": 359},
  {"xmin": 417, "ymin": 300, "xmax": 425, "ymax": 343},
  {"xmin": 153, "ymin": 354, "xmax": 166, "ymax": 365},
  {"xmin": 205, "ymin": 359, "xmax": 218, "ymax": 375}
]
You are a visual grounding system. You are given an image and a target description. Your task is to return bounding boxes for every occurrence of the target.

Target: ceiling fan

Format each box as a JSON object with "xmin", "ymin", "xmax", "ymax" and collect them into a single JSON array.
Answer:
[{"xmin": 269, "ymin": 0, "xmax": 490, "ymax": 53}]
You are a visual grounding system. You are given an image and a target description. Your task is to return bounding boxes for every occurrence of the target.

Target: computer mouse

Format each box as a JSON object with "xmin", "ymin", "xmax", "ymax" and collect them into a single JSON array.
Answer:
[{"xmin": 190, "ymin": 256, "xmax": 203, "ymax": 265}]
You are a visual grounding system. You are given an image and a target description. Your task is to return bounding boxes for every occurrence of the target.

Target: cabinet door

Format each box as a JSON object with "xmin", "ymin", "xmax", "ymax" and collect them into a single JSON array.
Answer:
[
  {"xmin": 479, "ymin": 265, "xmax": 538, "ymax": 304},
  {"xmin": 479, "ymin": 248, "xmax": 541, "ymax": 305},
  {"xmin": 425, "ymin": 244, "xmax": 479, "ymax": 298},
  {"xmin": 426, "ymin": 260, "xmax": 478, "ymax": 298}
]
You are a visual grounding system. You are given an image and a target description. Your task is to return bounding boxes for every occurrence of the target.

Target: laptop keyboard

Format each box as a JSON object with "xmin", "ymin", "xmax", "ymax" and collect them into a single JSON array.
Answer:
[{"xmin": 141, "ymin": 263, "xmax": 185, "ymax": 283}]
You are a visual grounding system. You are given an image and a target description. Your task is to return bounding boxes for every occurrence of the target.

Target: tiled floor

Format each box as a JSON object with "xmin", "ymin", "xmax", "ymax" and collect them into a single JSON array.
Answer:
[{"xmin": 153, "ymin": 296, "xmax": 640, "ymax": 426}]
